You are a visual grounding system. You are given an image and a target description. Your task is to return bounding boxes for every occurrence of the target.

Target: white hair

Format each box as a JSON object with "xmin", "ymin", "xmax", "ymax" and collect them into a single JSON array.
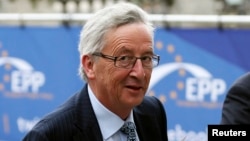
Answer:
[{"xmin": 78, "ymin": 2, "xmax": 154, "ymax": 81}]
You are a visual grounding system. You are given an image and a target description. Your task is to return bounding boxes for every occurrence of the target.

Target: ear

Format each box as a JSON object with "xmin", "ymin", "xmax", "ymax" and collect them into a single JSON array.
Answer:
[{"xmin": 81, "ymin": 55, "xmax": 95, "ymax": 79}]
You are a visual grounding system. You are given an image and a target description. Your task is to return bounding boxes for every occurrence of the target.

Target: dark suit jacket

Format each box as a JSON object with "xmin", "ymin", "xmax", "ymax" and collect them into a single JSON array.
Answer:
[
  {"xmin": 22, "ymin": 84, "xmax": 168, "ymax": 141},
  {"xmin": 220, "ymin": 72, "xmax": 250, "ymax": 124}
]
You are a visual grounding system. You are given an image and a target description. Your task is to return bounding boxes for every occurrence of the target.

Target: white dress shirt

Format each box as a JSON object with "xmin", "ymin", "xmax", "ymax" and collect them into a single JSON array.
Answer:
[{"xmin": 88, "ymin": 85, "xmax": 140, "ymax": 141}]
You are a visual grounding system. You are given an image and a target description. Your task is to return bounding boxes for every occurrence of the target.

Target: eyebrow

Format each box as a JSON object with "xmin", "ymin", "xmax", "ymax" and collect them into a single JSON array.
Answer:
[
  {"xmin": 116, "ymin": 48, "xmax": 131, "ymax": 55},
  {"xmin": 115, "ymin": 46, "xmax": 153, "ymax": 55}
]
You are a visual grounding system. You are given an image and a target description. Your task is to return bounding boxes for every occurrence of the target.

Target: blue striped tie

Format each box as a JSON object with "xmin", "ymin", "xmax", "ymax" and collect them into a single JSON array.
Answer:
[{"xmin": 120, "ymin": 122, "xmax": 137, "ymax": 141}]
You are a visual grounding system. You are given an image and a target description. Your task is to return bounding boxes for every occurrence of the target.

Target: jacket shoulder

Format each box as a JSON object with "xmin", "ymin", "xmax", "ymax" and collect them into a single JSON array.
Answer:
[{"xmin": 135, "ymin": 96, "xmax": 165, "ymax": 115}]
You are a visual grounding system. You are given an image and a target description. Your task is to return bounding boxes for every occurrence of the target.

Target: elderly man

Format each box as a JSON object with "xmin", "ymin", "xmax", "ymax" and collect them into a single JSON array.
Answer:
[{"xmin": 23, "ymin": 2, "xmax": 168, "ymax": 141}]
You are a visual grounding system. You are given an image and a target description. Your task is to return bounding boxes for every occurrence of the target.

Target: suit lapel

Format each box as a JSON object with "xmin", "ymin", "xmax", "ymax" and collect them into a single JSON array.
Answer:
[
  {"xmin": 134, "ymin": 113, "xmax": 159, "ymax": 141},
  {"xmin": 73, "ymin": 85, "xmax": 103, "ymax": 141}
]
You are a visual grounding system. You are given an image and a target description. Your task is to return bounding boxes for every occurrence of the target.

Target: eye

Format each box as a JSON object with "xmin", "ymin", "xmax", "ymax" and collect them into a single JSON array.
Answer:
[
  {"xmin": 117, "ymin": 56, "xmax": 133, "ymax": 61},
  {"xmin": 141, "ymin": 56, "xmax": 152, "ymax": 62}
]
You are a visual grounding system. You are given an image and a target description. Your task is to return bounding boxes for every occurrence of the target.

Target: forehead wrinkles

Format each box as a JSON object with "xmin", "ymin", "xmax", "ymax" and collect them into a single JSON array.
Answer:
[
  {"xmin": 103, "ymin": 32, "xmax": 133, "ymax": 54},
  {"xmin": 104, "ymin": 37, "xmax": 153, "ymax": 55},
  {"xmin": 102, "ymin": 38, "xmax": 128, "ymax": 55},
  {"xmin": 103, "ymin": 24, "xmax": 152, "ymax": 54},
  {"xmin": 107, "ymin": 29, "xmax": 133, "ymax": 44}
]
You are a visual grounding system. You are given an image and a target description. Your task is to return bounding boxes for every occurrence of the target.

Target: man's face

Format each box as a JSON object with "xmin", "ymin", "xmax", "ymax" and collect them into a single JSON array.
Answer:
[{"xmin": 90, "ymin": 23, "xmax": 153, "ymax": 115}]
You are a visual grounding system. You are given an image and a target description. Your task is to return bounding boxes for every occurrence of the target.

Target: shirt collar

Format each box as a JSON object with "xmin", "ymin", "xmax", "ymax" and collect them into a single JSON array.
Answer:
[{"xmin": 88, "ymin": 85, "xmax": 134, "ymax": 140}]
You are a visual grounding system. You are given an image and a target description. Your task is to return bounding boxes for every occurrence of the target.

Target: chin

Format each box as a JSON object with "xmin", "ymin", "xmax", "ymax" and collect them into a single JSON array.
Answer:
[{"xmin": 131, "ymin": 97, "xmax": 144, "ymax": 106}]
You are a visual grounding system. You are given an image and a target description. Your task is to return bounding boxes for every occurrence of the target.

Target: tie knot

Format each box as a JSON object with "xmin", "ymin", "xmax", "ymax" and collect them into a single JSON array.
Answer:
[
  {"xmin": 120, "ymin": 122, "xmax": 136, "ymax": 134},
  {"xmin": 120, "ymin": 122, "xmax": 137, "ymax": 141}
]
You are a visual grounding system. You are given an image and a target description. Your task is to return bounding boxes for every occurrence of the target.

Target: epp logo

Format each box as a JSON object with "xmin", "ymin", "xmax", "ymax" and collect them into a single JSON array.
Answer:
[
  {"xmin": 148, "ymin": 62, "xmax": 226, "ymax": 103},
  {"xmin": 0, "ymin": 56, "xmax": 45, "ymax": 93}
]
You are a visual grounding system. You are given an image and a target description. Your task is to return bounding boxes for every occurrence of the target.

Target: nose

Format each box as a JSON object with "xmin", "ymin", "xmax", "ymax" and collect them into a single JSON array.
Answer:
[{"xmin": 130, "ymin": 59, "xmax": 145, "ymax": 78}]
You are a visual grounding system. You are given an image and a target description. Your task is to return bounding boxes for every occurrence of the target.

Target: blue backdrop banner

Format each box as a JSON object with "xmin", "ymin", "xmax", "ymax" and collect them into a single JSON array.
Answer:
[{"xmin": 0, "ymin": 26, "xmax": 249, "ymax": 141}]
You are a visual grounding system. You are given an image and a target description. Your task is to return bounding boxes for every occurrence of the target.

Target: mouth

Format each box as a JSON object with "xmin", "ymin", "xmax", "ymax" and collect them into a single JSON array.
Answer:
[{"xmin": 126, "ymin": 85, "xmax": 143, "ymax": 91}]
